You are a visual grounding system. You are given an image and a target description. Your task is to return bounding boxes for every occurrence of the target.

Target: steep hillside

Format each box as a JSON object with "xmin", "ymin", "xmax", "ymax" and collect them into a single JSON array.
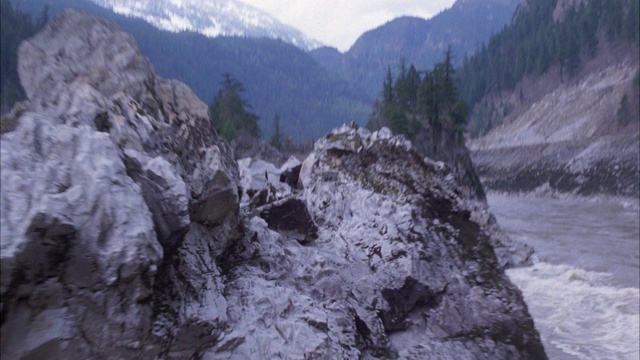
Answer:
[
  {"xmin": 465, "ymin": 0, "xmax": 639, "ymax": 197},
  {"xmin": 9, "ymin": 0, "xmax": 369, "ymax": 141},
  {"xmin": 310, "ymin": 0, "xmax": 522, "ymax": 99}
]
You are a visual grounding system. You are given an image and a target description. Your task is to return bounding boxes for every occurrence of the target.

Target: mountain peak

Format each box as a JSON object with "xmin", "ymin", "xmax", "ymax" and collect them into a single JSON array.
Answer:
[{"xmin": 90, "ymin": 0, "xmax": 323, "ymax": 50}]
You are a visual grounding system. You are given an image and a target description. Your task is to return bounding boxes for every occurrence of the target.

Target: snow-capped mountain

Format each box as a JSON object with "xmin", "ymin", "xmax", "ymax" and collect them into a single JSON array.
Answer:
[{"xmin": 89, "ymin": 0, "xmax": 323, "ymax": 50}]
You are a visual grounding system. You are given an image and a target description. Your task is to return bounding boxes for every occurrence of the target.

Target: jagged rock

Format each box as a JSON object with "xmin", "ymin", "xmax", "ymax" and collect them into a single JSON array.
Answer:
[
  {"xmin": 124, "ymin": 149, "xmax": 190, "ymax": 249},
  {"xmin": 279, "ymin": 156, "xmax": 303, "ymax": 189},
  {"xmin": 17, "ymin": 10, "xmax": 240, "ymax": 230},
  {"xmin": 237, "ymin": 157, "xmax": 292, "ymax": 208},
  {"xmin": 1, "ymin": 116, "xmax": 163, "ymax": 359},
  {"xmin": 208, "ymin": 125, "xmax": 546, "ymax": 359},
  {"xmin": 259, "ymin": 197, "xmax": 318, "ymax": 244},
  {"xmin": 1, "ymin": 10, "xmax": 546, "ymax": 360},
  {"xmin": 1, "ymin": 11, "xmax": 239, "ymax": 359}
]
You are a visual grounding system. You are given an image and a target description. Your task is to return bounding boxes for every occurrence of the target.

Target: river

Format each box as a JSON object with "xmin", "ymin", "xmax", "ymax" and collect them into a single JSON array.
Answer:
[{"xmin": 487, "ymin": 194, "xmax": 640, "ymax": 360}]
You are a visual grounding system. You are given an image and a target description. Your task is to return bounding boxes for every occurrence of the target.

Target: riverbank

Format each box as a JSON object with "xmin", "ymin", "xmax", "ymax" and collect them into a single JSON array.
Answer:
[{"xmin": 485, "ymin": 189, "xmax": 640, "ymax": 211}]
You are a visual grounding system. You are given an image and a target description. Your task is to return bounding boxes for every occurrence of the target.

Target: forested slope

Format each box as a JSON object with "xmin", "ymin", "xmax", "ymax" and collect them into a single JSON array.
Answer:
[
  {"xmin": 5, "ymin": 0, "xmax": 370, "ymax": 140},
  {"xmin": 462, "ymin": 0, "xmax": 639, "ymax": 197},
  {"xmin": 458, "ymin": 0, "xmax": 638, "ymax": 136}
]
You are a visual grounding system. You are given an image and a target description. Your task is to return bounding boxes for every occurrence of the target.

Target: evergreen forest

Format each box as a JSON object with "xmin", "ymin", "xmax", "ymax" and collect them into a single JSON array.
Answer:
[
  {"xmin": 457, "ymin": 0, "xmax": 639, "ymax": 136},
  {"xmin": 369, "ymin": 49, "xmax": 469, "ymax": 138}
]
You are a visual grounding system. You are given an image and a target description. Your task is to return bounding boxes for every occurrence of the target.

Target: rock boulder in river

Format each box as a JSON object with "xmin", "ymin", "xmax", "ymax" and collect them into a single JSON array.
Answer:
[{"xmin": 1, "ymin": 11, "xmax": 546, "ymax": 359}]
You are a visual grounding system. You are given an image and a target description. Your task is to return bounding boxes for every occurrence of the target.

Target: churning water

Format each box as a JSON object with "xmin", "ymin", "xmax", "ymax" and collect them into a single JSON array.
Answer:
[{"xmin": 488, "ymin": 195, "xmax": 640, "ymax": 360}]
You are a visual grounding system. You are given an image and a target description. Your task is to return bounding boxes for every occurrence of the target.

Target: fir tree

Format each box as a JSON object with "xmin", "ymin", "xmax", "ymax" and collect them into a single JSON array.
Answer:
[{"xmin": 209, "ymin": 73, "xmax": 260, "ymax": 141}]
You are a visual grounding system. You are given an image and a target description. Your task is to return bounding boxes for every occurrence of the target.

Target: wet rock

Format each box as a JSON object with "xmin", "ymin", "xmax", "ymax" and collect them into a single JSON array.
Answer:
[
  {"xmin": 1, "ymin": 117, "xmax": 162, "ymax": 359},
  {"xmin": 279, "ymin": 156, "xmax": 303, "ymax": 189}
]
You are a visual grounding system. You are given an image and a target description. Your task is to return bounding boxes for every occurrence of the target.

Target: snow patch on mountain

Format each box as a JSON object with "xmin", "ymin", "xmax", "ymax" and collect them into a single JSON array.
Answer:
[{"xmin": 90, "ymin": 0, "xmax": 322, "ymax": 50}]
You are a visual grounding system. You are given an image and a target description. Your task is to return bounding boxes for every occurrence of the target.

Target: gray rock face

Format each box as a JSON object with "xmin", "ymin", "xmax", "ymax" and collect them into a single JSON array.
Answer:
[
  {"xmin": 17, "ymin": 10, "xmax": 239, "ymax": 230},
  {"xmin": 1, "ymin": 11, "xmax": 545, "ymax": 360},
  {"xmin": 2, "ymin": 10, "xmax": 239, "ymax": 359},
  {"xmin": 1, "ymin": 116, "xmax": 163, "ymax": 358},
  {"xmin": 211, "ymin": 125, "xmax": 546, "ymax": 359},
  {"xmin": 468, "ymin": 54, "xmax": 639, "ymax": 198}
]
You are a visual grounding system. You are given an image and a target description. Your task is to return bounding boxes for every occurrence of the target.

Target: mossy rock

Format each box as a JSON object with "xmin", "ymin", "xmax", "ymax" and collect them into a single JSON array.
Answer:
[{"xmin": 0, "ymin": 116, "xmax": 20, "ymax": 134}]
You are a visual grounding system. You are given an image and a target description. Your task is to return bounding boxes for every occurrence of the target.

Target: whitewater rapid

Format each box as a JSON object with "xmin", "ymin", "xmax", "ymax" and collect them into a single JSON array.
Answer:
[{"xmin": 488, "ymin": 194, "xmax": 640, "ymax": 360}]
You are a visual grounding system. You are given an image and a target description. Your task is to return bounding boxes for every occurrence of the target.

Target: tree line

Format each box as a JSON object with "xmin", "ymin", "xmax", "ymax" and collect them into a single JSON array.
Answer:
[
  {"xmin": 208, "ymin": 73, "xmax": 310, "ymax": 153},
  {"xmin": 457, "ymin": 0, "xmax": 639, "ymax": 111},
  {"xmin": 368, "ymin": 48, "xmax": 469, "ymax": 137}
]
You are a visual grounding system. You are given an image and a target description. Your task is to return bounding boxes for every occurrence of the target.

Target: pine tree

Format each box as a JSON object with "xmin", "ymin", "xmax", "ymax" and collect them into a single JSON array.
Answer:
[{"xmin": 209, "ymin": 73, "xmax": 260, "ymax": 141}]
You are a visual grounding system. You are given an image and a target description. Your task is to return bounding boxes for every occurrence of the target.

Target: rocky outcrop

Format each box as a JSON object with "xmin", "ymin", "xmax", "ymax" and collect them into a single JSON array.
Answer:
[
  {"xmin": 217, "ymin": 125, "xmax": 545, "ymax": 359},
  {"xmin": 1, "ymin": 11, "xmax": 240, "ymax": 359},
  {"xmin": 1, "ymin": 11, "xmax": 545, "ymax": 360},
  {"xmin": 410, "ymin": 125, "xmax": 486, "ymax": 201}
]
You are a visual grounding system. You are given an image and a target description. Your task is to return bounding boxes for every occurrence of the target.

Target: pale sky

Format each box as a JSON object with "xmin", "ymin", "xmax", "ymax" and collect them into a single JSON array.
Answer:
[{"xmin": 239, "ymin": 0, "xmax": 456, "ymax": 52}]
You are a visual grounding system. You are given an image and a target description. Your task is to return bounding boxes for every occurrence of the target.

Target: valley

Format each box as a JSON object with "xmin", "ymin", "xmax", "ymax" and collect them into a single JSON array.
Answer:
[{"xmin": 1, "ymin": 0, "xmax": 638, "ymax": 359}]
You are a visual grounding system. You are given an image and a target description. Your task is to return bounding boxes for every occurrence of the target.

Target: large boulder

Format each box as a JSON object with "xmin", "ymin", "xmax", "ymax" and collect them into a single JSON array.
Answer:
[
  {"xmin": 1, "ymin": 11, "xmax": 240, "ymax": 359},
  {"xmin": 17, "ymin": 10, "xmax": 240, "ymax": 231},
  {"xmin": 1, "ymin": 116, "xmax": 162, "ymax": 359},
  {"xmin": 209, "ymin": 125, "xmax": 546, "ymax": 359}
]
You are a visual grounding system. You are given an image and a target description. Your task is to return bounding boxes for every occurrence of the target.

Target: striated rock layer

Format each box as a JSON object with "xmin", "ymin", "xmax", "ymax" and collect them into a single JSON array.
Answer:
[{"xmin": 1, "ymin": 11, "xmax": 545, "ymax": 359}]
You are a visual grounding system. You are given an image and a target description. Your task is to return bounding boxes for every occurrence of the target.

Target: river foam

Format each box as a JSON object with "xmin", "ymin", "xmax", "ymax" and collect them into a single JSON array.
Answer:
[{"xmin": 507, "ymin": 262, "xmax": 640, "ymax": 360}]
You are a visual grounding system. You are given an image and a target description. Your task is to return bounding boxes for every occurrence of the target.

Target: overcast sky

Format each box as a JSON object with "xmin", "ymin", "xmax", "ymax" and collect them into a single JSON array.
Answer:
[{"xmin": 239, "ymin": 0, "xmax": 456, "ymax": 52}]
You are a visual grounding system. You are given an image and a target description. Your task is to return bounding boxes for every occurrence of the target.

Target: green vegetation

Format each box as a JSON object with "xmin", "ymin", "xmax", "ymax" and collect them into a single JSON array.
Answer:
[
  {"xmin": 0, "ymin": 0, "xmax": 48, "ymax": 112},
  {"xmin": 370, "ymin": 49, "xmax": 468, "ymax": 137},
  {"xmin": 458, "ymin": 0, "xmax": 639, "ymax": 137},
  {"xmin": 208, "ymin": 73, "xmax": 260, "ymax": 141},
  {"xmin": 311, "ymin": 0, "xmax": 522, "ymax": 101}
]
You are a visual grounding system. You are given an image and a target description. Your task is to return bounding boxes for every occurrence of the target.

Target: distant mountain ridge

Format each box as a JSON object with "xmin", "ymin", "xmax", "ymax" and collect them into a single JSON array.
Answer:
[
  {"xmin": 89, "ymin": 0, "xmax": 322, "ymax": 50},
  {"xmin": 8, "ymin": 0, "xmax": 525, "ymax": 142},
  {"xmin": 12, "ymin": 0, "xmax": 367, "ymax": 141},
  {"xmin": 311, "ymin": 0, "xmax": 522, "ymax": 99}
]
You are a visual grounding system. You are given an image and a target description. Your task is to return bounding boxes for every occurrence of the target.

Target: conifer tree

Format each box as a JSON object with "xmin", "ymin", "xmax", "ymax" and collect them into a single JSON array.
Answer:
[
  {"xmin": 269, "ymin": 114, "xmax": 282, "ymax": 149},
  {"xmin": 209, "ymin": 73, "xmax": 260, "ymax": 141}
]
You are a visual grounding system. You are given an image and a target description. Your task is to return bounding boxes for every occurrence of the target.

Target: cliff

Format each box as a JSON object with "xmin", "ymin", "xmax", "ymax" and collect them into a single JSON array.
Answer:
[{"xmin": 0, "ymin": 11, "xmax": 545, "ymax": 359}]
